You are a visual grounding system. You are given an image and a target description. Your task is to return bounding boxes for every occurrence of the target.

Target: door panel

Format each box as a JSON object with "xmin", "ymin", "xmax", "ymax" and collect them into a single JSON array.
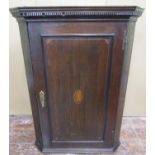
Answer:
[
  {"xmin": 28, "ymin": 22, "xmax": 125, "ymax": 148},
  {"xmin": 42, "ymin": 36, "xmax": 113, "ymax": 142}
]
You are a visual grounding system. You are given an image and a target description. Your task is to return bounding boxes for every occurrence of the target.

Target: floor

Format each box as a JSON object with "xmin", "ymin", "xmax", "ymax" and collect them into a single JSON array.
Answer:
[{"xmin": 9, "ymin": 116, "xmax": 145, "ymax": 155}]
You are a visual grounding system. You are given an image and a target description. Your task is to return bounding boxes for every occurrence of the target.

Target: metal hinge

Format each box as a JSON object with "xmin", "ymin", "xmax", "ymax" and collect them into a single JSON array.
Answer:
[
  {"xmin": 112, "ymin": 129, "xmax": 115, "ymax": 140},
  {"xmin": 122, "ymin": 30, "xmax": 128, "ymax": 51}
]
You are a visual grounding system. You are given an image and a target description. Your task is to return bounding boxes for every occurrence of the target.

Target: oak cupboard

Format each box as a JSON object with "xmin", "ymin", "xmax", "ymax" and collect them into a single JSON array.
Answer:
[{"xmin": 10, "ymin": 6, "xmax": 143, "ymax": 153}]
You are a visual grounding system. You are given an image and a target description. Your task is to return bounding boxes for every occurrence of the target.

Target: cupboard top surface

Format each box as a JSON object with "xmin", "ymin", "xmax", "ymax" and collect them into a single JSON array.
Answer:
[{"xmin": 10, "ymin": 6, "xmax": 143, "ymax": 19}]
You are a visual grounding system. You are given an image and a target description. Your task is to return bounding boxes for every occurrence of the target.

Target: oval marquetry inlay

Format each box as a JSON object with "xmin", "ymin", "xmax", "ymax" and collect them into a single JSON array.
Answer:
[{"xmin": 73, "ymin": 89, "xmax": 83, "ymax": 104}]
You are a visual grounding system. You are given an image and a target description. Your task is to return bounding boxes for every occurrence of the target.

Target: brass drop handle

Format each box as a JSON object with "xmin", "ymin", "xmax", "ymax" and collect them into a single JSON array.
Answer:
[{"xmin": 39, "ymin": 90, "xmax": 45, "ymax": 108}]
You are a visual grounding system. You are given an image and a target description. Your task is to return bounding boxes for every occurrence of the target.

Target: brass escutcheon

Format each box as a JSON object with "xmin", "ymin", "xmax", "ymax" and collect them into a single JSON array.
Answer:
[{"xmin": 39, "ymin": 90, "xmax": 45, "ymax": 107}]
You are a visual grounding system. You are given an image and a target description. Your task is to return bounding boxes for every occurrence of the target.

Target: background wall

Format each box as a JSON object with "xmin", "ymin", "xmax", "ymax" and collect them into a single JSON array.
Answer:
[{"xmin": 9, "ymin": 0, "xmax": 146, "ymax": 116}]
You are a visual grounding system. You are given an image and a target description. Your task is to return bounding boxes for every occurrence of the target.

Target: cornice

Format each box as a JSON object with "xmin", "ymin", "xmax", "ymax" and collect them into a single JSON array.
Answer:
[{"xmin": 10, "ymin": 6, "xmax": 144, "ymax": 19}]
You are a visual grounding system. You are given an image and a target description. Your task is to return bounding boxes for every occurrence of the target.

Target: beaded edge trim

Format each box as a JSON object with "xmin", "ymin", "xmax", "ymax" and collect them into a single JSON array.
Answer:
[{"xmin": 10, "ymin": 8, "xmax": 143, "ymax": 18}]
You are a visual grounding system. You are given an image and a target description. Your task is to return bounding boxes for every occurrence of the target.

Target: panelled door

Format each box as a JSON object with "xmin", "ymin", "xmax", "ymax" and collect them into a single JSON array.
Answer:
[{"xmin": 28, "ymin": 21, "xmax": 125, "ymax": 148}]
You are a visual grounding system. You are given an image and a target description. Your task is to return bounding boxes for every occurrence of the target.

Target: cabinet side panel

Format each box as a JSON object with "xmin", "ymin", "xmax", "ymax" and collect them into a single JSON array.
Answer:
[
  {"xmin": 27, "ymin": 22, "xmax": 52, "ymax": 148},
  {"xmin": 18, "ymin": 21, "xmax": 42, "ymax": 146},
  {"xmin": 114, "ymin": 21, "xmax": 136, "ymax": 144}
]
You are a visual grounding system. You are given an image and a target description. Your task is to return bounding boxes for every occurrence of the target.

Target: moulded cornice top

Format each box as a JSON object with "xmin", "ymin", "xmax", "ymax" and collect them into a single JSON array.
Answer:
[{"xmin": 10, "ymin": 6, "xmax": 144, "ymax": 20}]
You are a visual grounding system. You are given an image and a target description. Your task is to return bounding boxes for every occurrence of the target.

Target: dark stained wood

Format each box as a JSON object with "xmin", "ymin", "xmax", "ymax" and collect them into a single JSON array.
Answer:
[
  {"xmin": 43, "ymin": 36, "xmax": 111, "ymax": 142},
  {"xmin": 10, "ymin": 6, "xmax": 143, "ymax": 153}
]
